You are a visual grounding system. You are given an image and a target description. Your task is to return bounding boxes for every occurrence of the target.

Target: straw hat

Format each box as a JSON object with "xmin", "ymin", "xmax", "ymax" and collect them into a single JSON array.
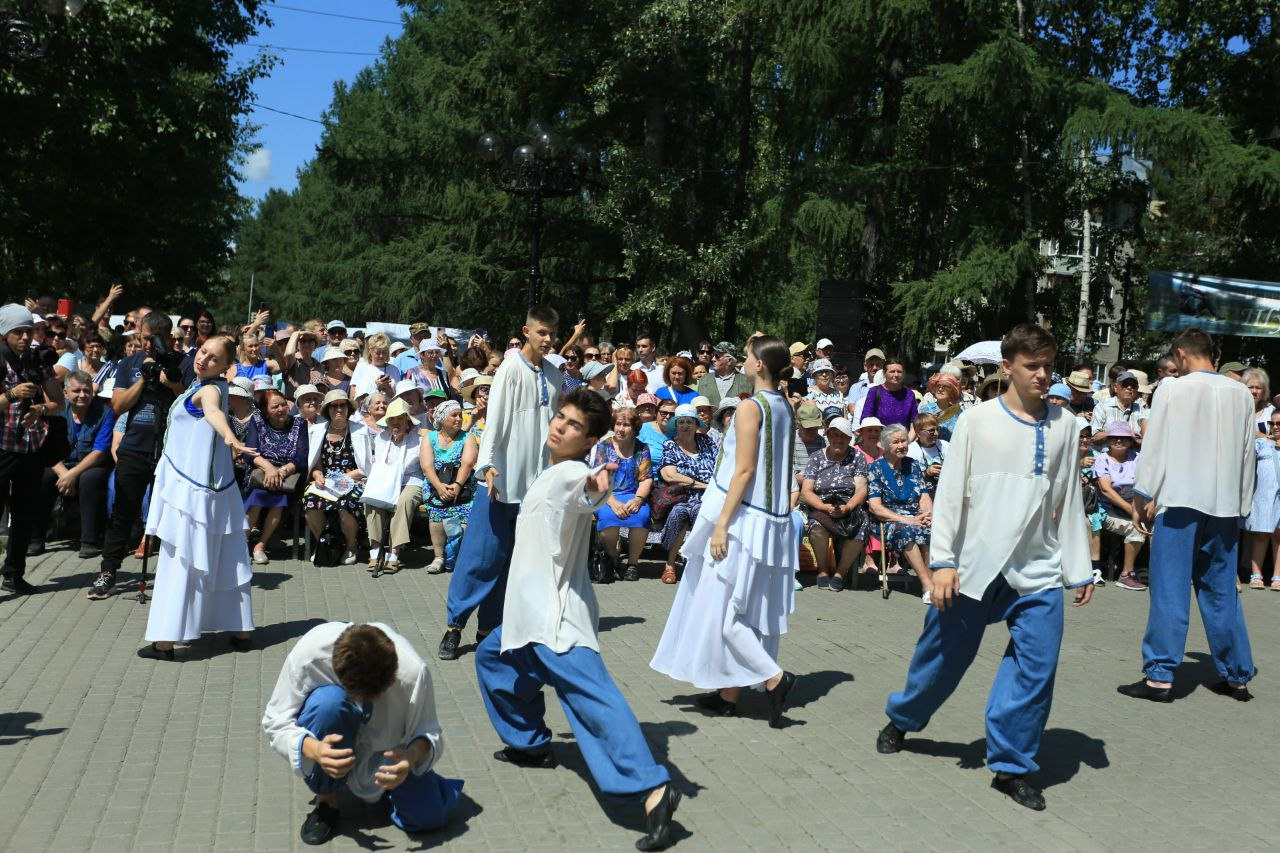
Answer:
[
  {"xmin": 377, "ymin": 397, "xmax": 420, "ymax": 428},
  {"xmin": 318, "ymin": 389, "xmax": 352, "ymax": 420},
  {"xmin": 461, "ymin": 374, "xmax": 493, "ymax": 403},
  {"xmin": 1065, "ymin": 369, "xmax": 1092, "ymax": 393},
  {"xmin": 293, "ymin": 383, "xmax": 323, "ymax": 403}
]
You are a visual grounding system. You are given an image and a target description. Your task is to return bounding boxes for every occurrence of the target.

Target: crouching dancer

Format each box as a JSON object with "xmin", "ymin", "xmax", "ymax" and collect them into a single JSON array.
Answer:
[
  {"xmin": 262, "ymin": 622, "xmax": 464, "ymax": 845},
  {"xmin": 475, "ymin": 389, "xmax": 682, "ymax": 851},
  {"xmin": 876, "ymin": 324, "xmax": 1094, "ymax": 811}
]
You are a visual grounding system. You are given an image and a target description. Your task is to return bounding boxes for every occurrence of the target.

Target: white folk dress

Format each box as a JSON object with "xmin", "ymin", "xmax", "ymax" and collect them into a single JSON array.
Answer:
[
  {"xmin": 650, "ymin": 389, "xmax": 797, "ymax": 689},
  {"xmin": 144, "ymin": 379, "xmax": 254, "ymax": 642}
]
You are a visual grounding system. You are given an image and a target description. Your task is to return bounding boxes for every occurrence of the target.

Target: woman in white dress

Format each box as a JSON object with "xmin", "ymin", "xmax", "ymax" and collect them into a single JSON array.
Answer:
[
  {"xmin": 137, "ymin": 337, "xmax": 256, "ymax": 661},
  {"xmin": 650, "ymin": 334, "xmax": 799, "ymax": 727}
]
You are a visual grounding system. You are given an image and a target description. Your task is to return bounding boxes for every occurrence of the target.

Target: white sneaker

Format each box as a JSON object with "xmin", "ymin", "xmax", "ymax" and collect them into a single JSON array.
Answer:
[
  {"xmin": 426, "ymin": 557, "xmax": 446, "ymax": 574},
  {"xmin": 340, "ymin": 550, "xmax": 357, "ymax": 566},
  {"xmin": 252, "ymin": 548, "xmax": 269, "ymax": 565},
  {"xmin": 921, "ymin": 590, "xmax": 932, "ymax": 606}
]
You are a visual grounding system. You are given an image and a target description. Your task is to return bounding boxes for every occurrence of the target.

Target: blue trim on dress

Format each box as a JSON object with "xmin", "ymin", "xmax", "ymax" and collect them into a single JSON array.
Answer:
[
  {"xmin": 1133, "ymin": 487, "xmax": 1152, "ymax": 500},
  {"xmin": 161, "ymin": 454, "xmax": 238, "ymax": 493},
  {"xmin": 713, "ymin": 480, "xmax": 791, "ymax": 518},
  {"xmin": 929, "ymin": 561, "xmax": 957, "ymax": 569}
]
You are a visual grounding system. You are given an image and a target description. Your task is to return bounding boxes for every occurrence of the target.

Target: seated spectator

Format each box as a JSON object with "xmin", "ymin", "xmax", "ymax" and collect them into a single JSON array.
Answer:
[
  {"xmin": 690, "ymin": 395, "xmax": 714, "ymax": 435},
  {"xmin": 978, "ymin": 373, "xmax": 1006, "ymax": 401},
  {"xmin": 853, "ymin": 416, "xmax": 884, "ymax": 465},
  {"xmin": 868, "ymin": 423, "xmax": 933, "ymax": 599},
  {"xmin": 362, "ymin": 398, "xmax": 423, "ymax": 573},
  {"xmin": 859, "ymin": 357, "xmax": 918, "ymax": 431},
  {"xmin": 691, "ymin": 362, "xmax": 708, "ymax": 383},
  {"xmin": 655, "ymin": 356, "xmax": 697, "ymax": 405},
  {"xmin": 1247, "ymin": 410, "xmax": 1280, "ymax": 590},
  {"xmin": 460, "ymin": 374, "xmax": 491, "ymax": 432},
  {"xmin": 590, "ymin": 408, "xmax": 653, "ymax": 582},
  {"xmin": 229, "ymin": 330, "xmax": 281, "ymax": 382},
  {"xmin": 303, "ymin": 391, "xmax": 365, "ymax": 566},
  {"xmin": 656, "ymin": 403, "xmax": 716, "ymax": 584},
  {"xmin": 244, "ymin": 389, "xmax": 310, "ymax": 566},
  {"xmin": 579, "ymin": 359, "xmax": 611, "ymax": 396},
  {"xmin": 801, "ymin": 416, "xmax": 870, "ymax": 591},
  {"xmin": 420, "ymin": 400, "xmax": 476, "ymax": 574},
  {"xmin": 294, "ymin": 384, "xmax": 324, "ymax": 425},
  {"xmin": 227, "ymin": 377, "xmax": 259, "ymax": 487},
  {"xmin": 907, "ymin": 413, "xmax": 948, "ymax": 495},
  {"xmin": 392, "ymin": 378, "xmax": 426, "ymax": 419},
  {"xmin": 1093, "ymin": 421, "xmax": 1146, "ymax": 590},
  {"xmin": 792, "ymin": 402, "xmax": 828, "ymax": 485},
  {"xmin": 709, "ymin": 395, "xmax": 739, "ymax": 446},
  {"xmin": 283, "ymin": 328, "xmax": 325, "ymax": 398},
  {"xmin": 1091, "ymin": 370, "xmax": 1145, "ymax": 444},
  {"xmin": 805, "ymin": 359, "xmax": 845, "ymax": 411},
  {"xmin": 1047, "ymin": 382, "xmax": 1072, "ymax": 408},
  {"xmin": 359, "ymin": 391, "xmax": 388, "ymax": 433},
  {"xmin": 350, "ymin": 332, "xmax": 402, "ymax": 400},
  {"xmin": 920, "ymin": 372, "xmax": 962, "ymax": 440},
  {"xmin": 637, "ymin": 395, "xmax": 671, "ymax": 462},
  {"xmin": 614, "ymin": 369, "xmax": 651, "ymax": 410},
  {"xmin": 561, "ymin": 344, "xmax": 586, "ymax": 393},
  {"xmin": 1245, "ymin": 367, "xmax": 1274, "ymax": 435},
  {"xmin": 32, "ymin": 370, "xmax": 115, "ymax": 558}
]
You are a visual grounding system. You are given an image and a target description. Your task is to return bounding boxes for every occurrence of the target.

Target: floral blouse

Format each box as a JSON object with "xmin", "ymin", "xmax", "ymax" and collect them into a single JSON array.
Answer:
[
  {"xmin": 803, "ymin": 447, "xmax": 869, "ymax": 505},
  {"xmin": 591, "ymin": 439, "xmax": 653, "ymax": 496},
  {"xmin": 660, "ymin": 433, "xmax": 717, "ymax": 484},
  {"xmin": 867, "ymin": 456, "xmax": 926, "ymax": 514}
]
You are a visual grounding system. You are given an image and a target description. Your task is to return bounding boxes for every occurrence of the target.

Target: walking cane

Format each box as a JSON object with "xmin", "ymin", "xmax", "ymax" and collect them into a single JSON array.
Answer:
[
  {"xmin": 878, "ymin": 522, "xmax": 890, "ymax": 600},
  {"xmin": 371, "ymin": 520, "xmax": 391, "ymax": 579}
]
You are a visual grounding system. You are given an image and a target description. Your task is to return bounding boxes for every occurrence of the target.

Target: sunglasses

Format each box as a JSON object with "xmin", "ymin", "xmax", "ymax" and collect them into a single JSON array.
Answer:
[
  {"xmin": 698, "ymin": 348, "xmax": 713, "ymax": 354},
  {"xmin": 585, "ymin": 351, "xmax": 599, "ymax": 358},
  {"xmin": 50, "ymin": 330, "xmax": 67, "ymax": 339},
  {"xmin": 180, "ymin": 324, "xmax": 194, "ymax": 332},
  {"xmin": 657, "ymin": 410, "xmax": 675, "ymax": 418},
  {"xmin": 566, "ymin": 354, "xmax": 580, "ymax": 362}
]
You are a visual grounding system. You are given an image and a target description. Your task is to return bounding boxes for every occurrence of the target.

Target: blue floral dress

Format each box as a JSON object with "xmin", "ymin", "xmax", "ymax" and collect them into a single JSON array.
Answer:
[
  {"xmin": 868, "ymin": 456, "xmax": 930, "ymax": 550},
  {"xmin": 591, "ymin": 440, "xmax": 653, "ymax": 531},
  {"xmin": 659, "ymin": 433, "xmax": 717, "ymax": 550},
  {"xmin": 424, "ymin": 429, "xmax": 474, "ymax": 523}
]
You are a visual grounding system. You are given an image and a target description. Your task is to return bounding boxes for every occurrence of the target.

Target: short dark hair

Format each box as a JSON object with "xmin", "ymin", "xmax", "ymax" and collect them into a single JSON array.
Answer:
[
  {"xmin": 141, "ymin": 311, "xmax": 172, "ymax": 336},
  {"xmin": 333, "ymin": 624, "xmax": 398, "ymax": 700},
  {"xmin": 526, "ymin": 304, "xmax": 559, "ymax": 328},
  {"xmin": 1108, "ymin": 363, "xmax": 1127, "ymax": 382},
  {"xmin": 560, "ymin": 387, "xmax": 611, "ymax": 441},
  {"xmin": 1171, "ymin": 328, "xmax": 1213, "ymax": 359},
  {"xmin": 1001, "ymin": 323, "xmax": 1056, "ymax": 361}
]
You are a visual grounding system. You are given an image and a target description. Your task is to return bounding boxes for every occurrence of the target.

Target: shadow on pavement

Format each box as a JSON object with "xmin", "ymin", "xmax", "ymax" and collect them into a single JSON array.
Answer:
[
  {"xmin": 1170, "ymin": 651, "xmax": 1220, "ymax": 700},
  {"xmin": 661, "ymin": 668, "xmax": 851, "ymax": 729},
  {"xmin": 332, "ymin": 789, "xmax": 482, "ymax": 851},
  {"xmin": 599, "ymin": 615, "xmax": 645, "ymax": 632},
  {"xmin": 901, "ymin": 727, "xmax": 1109, "ymax": 787},
  {"xmin": 178, "ymin": 617, "xmax": 326, "ymax": 662},
  {"xmin": 0, "ymin": 711, "xmax": 67, "ymax": 745}
]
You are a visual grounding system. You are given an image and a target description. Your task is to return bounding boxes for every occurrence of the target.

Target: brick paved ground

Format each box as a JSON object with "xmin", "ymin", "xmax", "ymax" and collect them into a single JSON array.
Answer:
[{"xmin": 1, "ymin": 543, "xmax": 1277, "ymax": 852}]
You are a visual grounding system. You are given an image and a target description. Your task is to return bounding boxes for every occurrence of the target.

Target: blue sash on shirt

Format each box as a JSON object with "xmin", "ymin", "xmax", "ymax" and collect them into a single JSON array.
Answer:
[{"xmin": 873, "ymin": 456, "xmax": 918, "ymax": 503}]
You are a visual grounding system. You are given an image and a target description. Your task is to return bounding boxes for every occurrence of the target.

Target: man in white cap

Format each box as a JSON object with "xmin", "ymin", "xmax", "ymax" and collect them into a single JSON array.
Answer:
[
  {"xmin": 846, "ymin": 348, "xmax": 886, "ymax": 419},
  {"xmin": 0, "ymin": 304, "xmax": 66, "ymax": 593},
  {"xmin": 815, "ymin": 337, "xmax": 835, "ymax": 360},
  {"xmin": 325, "ymin": 320, "xmax": 347, "ymax": 348},
  {"xmin": 1090, "ymin": 370, "xmax": 1144, "ymax": 445}
]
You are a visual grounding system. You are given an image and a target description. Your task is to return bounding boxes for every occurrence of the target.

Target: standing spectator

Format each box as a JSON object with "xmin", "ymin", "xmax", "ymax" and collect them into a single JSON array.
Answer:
[
  {"xmin": 324, "ymin": 320, "xmax": 347, "ymax": 348},
  {"xmin": 350, "ymin": 332, "xmax": 402, "ymax": 400},
  {"xmin": 868, "ymin": 423, "xmax": 934, "ymax": 600},
  {"xmin": 604, "ymin": 345, "xmax": 636, "ymax": 400},
  {"xmin": 631, "ymin": 336, "xmax": 664, "ymax": 392},
  {"xmin": 395, "ymin": 323, "xmax": 433, "ymax": 373},
  {"xmin": 693, "ymin": 339, "xmax": 715, "ymax": 369},
  {"xmin": 228, "ymin": 329, "xmax": 281, "ymax": 383},
  {"xmin": 561, "ymin": 344, "xmax": 586, "ymax": 393},
  {"xmin": 88, "ymin": 310, "xmax": 181, "ymax": 601},
  {"xmin": 805, "ymin": 359, "xmax": 844, "ymax": 411},
  {"xmin": 243, "ymin": 389, "xmax": 309, "ymax": 566},
  {"xmin": 846, "ymin": 348, "xmax": 887, "ymax": 415},
  {"xmin": 1093, "ymin": 422, "xmax": 1147, "ymax": 590},
  {"xmin": 638, "ymin": 396, "xmax": 673, "ymax": 465},
  {"xmin": 920, "ymin": 372, "xmax": 963, "ymax": 440},
  {"xmin": 1090, "ymin": 370, "xmax": 1145, "ymax": 445},
  {"xmin": 655, "ymin": 356, "xmax": 697, "ymax": 405},
  {"xmin": 1154, "ymin": 353, "xmax": 1179, "ymax": 392},
  {"xmin": 1219, "ymin": 361, "xmax": 1247, "ymax": 382},
  {"xmin": 801, "ymin": 417, "xmax": 870, "ymax": 591},
  {"xmin": 787, "ymin": 342, "xmax": 811, "ymax": 385},
  {"xmin": 303, "ymin": 391, "xmax": 364, "ymax": 567},
  {"xmin": 421, "ymin": 401, "xmax": 476, "ymax": 574},
  {"xmin": 1246, "ymin": 409, "xmax": 1280, "ymax": 590},
  {"xmin": 282, "ymin": 328, "xmax": 325, "ymax": 398},
  {"xmin": 656, "ymin": 403, "xmax": 717, "ymax": 584},
  {"xmin": 315, "ymin": 346, "xmax": 351, "ymax": 395},
  {"xmin": 1064, "ymin": 369, "xmax": 1096, "ymax": 415},
  {"xmin": 1244, "ymin": 368, "xmax": 1273, "ymax": 435},
  {"xmin": 614, "ymin": 369, "xmax": 651, "ymax": 410},
  {"xmin": 860, "ymin": 358, "xmax": 919, "ymax": 431},
  {"xmin": 591, "ymin": 408, "xmax": 653, "ymax": 581},
  {"xmin": 406, "ymin": 340, "xmax": 449, "ymax": 395},
  {"xmin": 694, "ymin": 342, "xmax": 750, "ymax": 408},
  {"xmin": 32, "ymin": 370, "xmax": 114, "ymax": 558}
]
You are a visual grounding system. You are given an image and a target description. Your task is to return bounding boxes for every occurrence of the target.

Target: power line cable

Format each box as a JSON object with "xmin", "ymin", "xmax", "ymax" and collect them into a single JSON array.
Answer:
[
  {"xmin": 249, "ymin": 101, "xmax": 325, "ymax": 124},
  {"xmin": 249, "ymin": 42, "xmax": 380, "ymax": 56},
  {"xmin": 269, "ymin": 3, "xmax": 402, "ymax": 25}
]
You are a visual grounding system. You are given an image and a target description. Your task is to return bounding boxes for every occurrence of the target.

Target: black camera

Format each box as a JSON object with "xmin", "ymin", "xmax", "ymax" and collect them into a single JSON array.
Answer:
[
  {"xmin": 140, "ymin": 334, "xmax": 183, "ymax": 385},
  {"xmin": 18, "ymin": 346, "xmax": 56, "ymax": 385}
]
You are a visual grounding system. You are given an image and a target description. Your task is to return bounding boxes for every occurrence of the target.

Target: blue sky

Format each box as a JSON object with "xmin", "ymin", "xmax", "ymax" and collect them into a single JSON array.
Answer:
[{"xmin": 231, "ymin": 1, "xmax": 405, "ymax": 200}]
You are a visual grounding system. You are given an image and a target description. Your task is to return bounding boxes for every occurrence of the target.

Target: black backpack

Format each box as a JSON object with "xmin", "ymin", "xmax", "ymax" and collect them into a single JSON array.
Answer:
[{"xmin": 312, "ymin": 530, "xmax": 342, "ymax": 567}]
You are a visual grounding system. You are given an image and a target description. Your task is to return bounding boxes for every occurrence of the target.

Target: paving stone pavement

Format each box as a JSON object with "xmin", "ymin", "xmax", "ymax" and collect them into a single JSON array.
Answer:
[{"xmin": 1, "ymin": 544, "xmax": 1278, "ymax": 852}]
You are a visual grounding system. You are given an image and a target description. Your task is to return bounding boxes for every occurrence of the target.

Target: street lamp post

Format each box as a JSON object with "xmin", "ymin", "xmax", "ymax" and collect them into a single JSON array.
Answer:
[
  {"xmin": 477, "ymin": 125, "xmax": 585, "ymax": 307},
  {"xmin": 1, "ymin": 0, "xmax": 84, "ymax": 64}
]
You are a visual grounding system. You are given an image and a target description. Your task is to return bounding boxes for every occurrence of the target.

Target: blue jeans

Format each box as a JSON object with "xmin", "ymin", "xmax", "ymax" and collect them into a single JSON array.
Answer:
[
  {"xmin": 885, "ymin": 574, "xmax": 1064, "ymax": 776},
  {"xmin": 1141, "ymin": 507, "xmax": 1255, "ymax": 684},
  {"xmin": 475, "ymin": 628, "xmax": 670, "ymax": 800},
  {"xmin": 444, "ymin": 485, "xmax": 519, "ymax": 631},
  {"xmin": 297, "ymin": 685, "xmax": 463, "ymax": 833}
]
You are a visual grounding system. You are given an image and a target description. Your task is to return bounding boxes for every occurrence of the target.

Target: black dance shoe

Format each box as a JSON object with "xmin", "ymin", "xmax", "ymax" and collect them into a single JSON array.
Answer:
[
  {"xmin": 300, "ymin": 801, "xmax": 340, "ymax": 845},
  {"xmin": 766, "ymin": 671, "xmax": 796, "ymax": 728},
  {"xmin": 1116, "ymin": 680, "xmax": 1172, "ymax": 703},
  {"xmin": 136, "ymin": 643, "xmax": 176, "ymax": 662},
  {"xmin": 991, "ymin": 774, "xmax": 1046, "ymax": 811},
  {"xmin": 438, "ymin": 627, "xmax": 461, "ymax": 660},
  {"xmin": 694, "ymin": 692, "xmax": 737, "ymax": 717},
  {"xmin": 1208, "ymin": 681, "xmax": 1254, "ymax": 702},
  {"xmin": 493, "ymin": 746, "xmax": 557, "ymax": 769},
  {"xmin": 636, "ymin": 784, "xmax": 681, "ymax": 851},
  {"xmin": 876, "ymin": 721, "xmax": 906, "ymax": 754}
]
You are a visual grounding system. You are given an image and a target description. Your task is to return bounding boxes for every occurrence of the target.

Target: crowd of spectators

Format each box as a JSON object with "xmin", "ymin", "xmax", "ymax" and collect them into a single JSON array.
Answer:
[{"xmin": 4, "ymin": 288, "xmax": 1280, "ymax": 601}]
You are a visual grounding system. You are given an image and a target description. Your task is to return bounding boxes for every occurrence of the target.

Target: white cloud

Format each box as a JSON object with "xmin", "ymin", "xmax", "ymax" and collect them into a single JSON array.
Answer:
[{"xmin": 245, "ymin": 147, "xmax": 272, "ymax": 183}]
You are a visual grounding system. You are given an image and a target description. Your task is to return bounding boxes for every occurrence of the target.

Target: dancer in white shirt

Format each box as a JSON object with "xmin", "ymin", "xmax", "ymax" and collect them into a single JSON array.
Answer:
[
  {"xmin": 137, "ymin": 337, "xmax": 256, "ymax": 660},
  {"xmin": 439, "ymin": 305, "xmax": 561, "ymax": 660},
  {"xmin": 876, "ymin": 324, "xmax": 1094, "ymax": 812},
  {"xmin": 650, "ymin": 335, "xmax": 800, "ymax": 728},
  {"xmin": 262, "ymin": 622, "xmax": 462, "ymax": 845},
  {"xmin": 1119, "ymin": 327, "xmax": 1257, "ymax": 702},
  {"xmin": 474, "ymin": 389, "xmax": 681, "ymax": 851}
]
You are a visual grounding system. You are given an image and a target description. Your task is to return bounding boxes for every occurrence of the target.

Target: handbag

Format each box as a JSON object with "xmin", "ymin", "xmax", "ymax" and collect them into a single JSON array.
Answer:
[
  {"xmin": 427, "ymin": 460, "xmax": 476, "ymax": 509},
  {"xmin": 248, "ymin": 467, "xmax": 301, "ymax": 493},
  {"xmin": 362, "ymin": 438, "xmax": 407, "ymax": 511},
  {"xmin": 648, "ymin": 479, "xmax": 690, "ymax": 527}
]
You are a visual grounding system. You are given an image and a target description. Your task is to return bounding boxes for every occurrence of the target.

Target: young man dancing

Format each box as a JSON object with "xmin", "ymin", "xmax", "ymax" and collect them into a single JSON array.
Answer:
[
  {"xmin": 475, "ymin": 389, "xmax": 681, "ymax": 851},
  {"xmin": 439, "ymin": 305, "xmax": 561, "ymax": 660},
  {"xmin": 876, "ymin": 324, "xmax": 1094, "ymax": 811},
  {"xmin": 1118, "ymin": 327, "xmax": 1256, "ymax": 702}
]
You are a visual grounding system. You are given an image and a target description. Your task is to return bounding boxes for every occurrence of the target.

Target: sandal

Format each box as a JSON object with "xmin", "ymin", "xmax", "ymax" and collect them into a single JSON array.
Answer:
[
  {"xmin": 367, "ymin": 558, "xmax": 380, "ymax": 573},
  {"xmin": 1249, "ymin": 573, "xmax": 1265, "ymax": 589},
  {"xmin": 660, "ymin": 565, "xmax": 678, "ymax": 584},
  {"xmin": 1272, "ymin": 577, "xmax": 1280, "ymax": 591}
]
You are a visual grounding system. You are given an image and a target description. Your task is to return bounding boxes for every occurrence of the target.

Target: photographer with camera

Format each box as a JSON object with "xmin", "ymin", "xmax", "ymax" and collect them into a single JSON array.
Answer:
[
  {"xmin": 87, "ymin": 311, "xmax": 185, "ymax": 601},
  {"xmin": 0, "ymin": 304, "xmax": 65, "ymax": 595}
]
